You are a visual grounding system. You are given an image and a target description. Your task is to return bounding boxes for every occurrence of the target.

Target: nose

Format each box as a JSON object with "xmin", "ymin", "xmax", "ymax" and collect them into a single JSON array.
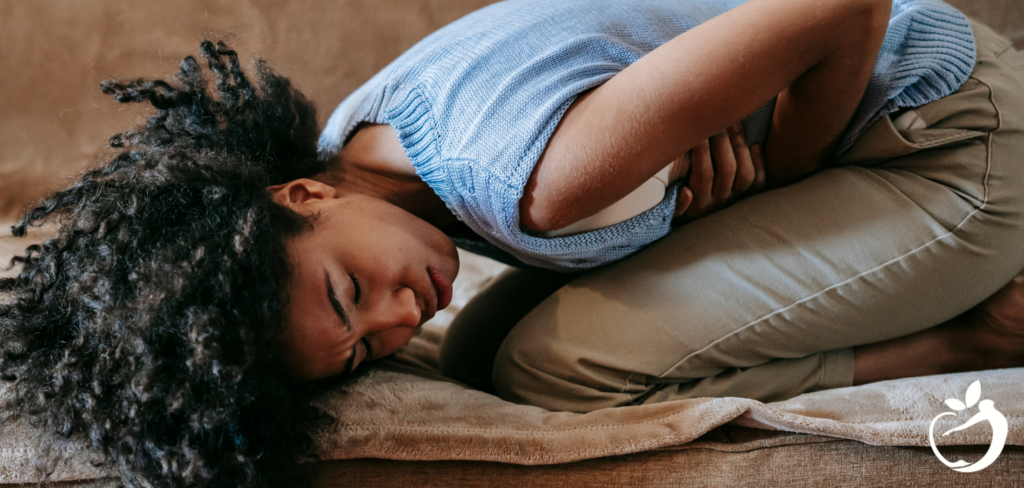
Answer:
[{"xmin": 370, "ymin": 286, "xmax": 421, "ymax": 331}]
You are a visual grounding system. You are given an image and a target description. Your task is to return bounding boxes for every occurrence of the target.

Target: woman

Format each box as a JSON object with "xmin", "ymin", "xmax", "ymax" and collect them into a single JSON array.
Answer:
[
  {"xmin": 291, "ymin": 0, "xmax": 982, "ymax": 378},
  {"xmin": 1, "ymin": 0, "xmax": 1021, "ymax": 486}
]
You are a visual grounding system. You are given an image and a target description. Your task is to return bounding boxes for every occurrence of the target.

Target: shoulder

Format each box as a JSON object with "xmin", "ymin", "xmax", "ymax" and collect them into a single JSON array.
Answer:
[{"xmin": 319, "ymin": 0, "xmax": 717, "ymax": 158}]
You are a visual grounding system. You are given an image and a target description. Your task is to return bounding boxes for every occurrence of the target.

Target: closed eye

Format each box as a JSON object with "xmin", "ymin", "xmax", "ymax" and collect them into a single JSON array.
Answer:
[
  {"xmin": 325, "ymin": 270, "xmax": 352, "ymax": 331},
  {"xmin": 350, "ymin": 273, "xmax": 361, "ymax": 304}
]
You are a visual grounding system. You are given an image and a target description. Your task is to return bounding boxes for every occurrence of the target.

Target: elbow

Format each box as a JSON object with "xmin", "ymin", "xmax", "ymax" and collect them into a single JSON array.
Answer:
[
  {"xmin": 827, "ymin": 0, "xmax": 890, "ymax": 36},
  {"xmin": 519, "ymin": 205, "xmax": 563, "ymax": 233},
  {"xmin": 854, "ymin": 0, "xmax": 891, "ymax": 30},
  {"xmin": 519, "ymin": 173, "xmax": 572, "ymax": 233},
  {"xmin": 864, "ymin": 0, "xmax": 892, "ymax": 55},
  {"xmin": 519, "ymin": 191, "xmax": 578, "ymax": 233},
  {"xmin": 829, "ymin": 0, "xmax": 891, "ymax": 59}
]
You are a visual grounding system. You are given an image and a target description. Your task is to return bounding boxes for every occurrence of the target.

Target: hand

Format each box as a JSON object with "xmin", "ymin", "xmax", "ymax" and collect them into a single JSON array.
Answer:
[{"xmin": 672, "ymin": 122, "xmax": 765, "ymax": 225}]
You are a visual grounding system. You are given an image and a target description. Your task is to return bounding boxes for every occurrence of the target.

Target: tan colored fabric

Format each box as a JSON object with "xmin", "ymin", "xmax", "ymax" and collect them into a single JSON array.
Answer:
[
  {"xmin": 304, "ymin": 443, "xmax": 1024, "ymax": 488},
  {"xmin": 0, "ymin": 0, "xmax": 500, "ymax": 221},
  {"xmin": 0, "ymin": 382, "xmax": 111, "ymax": 484},
  {"xmin": 326, "ymin": 328, "xmax": 1024, "ymax": 460},
  {"xmin": 14, "ymin": 432, "xmax": 1024, "ymax": 487},
  {"xmin": 309, "ymin": 336, "xmax": 1024, "ymax": 465},
  {"xmin": 471, "ymin": 19, "xmax": 1024, "ymax": 412},
  {"xmin": 4, "ymin": 325, "xmax": 1024, "ymax": 483}
]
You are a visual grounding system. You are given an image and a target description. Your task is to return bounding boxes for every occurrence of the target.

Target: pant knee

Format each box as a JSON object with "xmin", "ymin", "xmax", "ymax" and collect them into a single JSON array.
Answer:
[{"xmin": 491, "ymin": 327, "xmax": 637, "ymax": 413}]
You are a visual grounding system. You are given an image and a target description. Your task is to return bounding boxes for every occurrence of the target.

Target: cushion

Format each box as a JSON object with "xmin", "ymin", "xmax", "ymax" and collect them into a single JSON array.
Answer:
[{"xmin": 3, "ymin": 316, "xmax": 1023, "ymax": 484}]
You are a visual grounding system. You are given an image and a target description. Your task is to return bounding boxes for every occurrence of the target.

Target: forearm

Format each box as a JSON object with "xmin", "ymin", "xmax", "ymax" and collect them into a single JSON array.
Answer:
[{"xmin": 522, "ymin": 0, "xmax": 893, "ymax": 232}]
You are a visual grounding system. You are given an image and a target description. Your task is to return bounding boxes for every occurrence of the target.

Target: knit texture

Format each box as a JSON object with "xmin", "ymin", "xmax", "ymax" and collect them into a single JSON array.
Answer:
[{"xmin": 319, "ymin": 0, "xmax": 976, "ymax": 271}]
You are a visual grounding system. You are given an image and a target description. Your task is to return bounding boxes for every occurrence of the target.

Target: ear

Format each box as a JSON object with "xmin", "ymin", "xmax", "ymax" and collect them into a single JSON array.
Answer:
[{"xmin": 267, "ymin": 179, "xmax": 338, "ymax": 210}]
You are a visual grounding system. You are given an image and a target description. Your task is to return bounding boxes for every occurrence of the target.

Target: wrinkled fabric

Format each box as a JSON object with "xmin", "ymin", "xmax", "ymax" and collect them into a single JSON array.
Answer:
[{"xmin": 4, "ymin": 325, "xmax": 1023, "ymax": 482}]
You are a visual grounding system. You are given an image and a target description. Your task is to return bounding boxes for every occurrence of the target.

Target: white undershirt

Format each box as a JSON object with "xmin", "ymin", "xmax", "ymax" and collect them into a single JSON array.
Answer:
[
  {"xmin": 537, "ymin": 161, "xmax": 677, "ymax": 238},
  {"xmin": 539, "ymin": 109, "xmax": 928, "ymax": 238}
]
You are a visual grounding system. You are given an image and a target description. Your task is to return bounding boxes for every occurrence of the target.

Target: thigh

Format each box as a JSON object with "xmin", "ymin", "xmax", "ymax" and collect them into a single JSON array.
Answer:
[{"xmin": 492, "ymin": 21, "xmax": 1024, "ymax": 412}]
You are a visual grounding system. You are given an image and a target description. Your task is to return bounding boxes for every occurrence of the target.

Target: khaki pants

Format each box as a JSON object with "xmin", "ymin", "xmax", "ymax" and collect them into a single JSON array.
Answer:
[{"xmin": 440, "ymin": 21, "xmax": 1024, "ymax": 413}]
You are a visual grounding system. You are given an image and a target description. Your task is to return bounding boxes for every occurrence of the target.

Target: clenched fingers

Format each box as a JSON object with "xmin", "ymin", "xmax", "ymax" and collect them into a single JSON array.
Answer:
[
  {"xmin": 750, "ymin": 143, "xmax": 766, "ymax": 195},
  {"xmin": 674, "ymin": 123, "xmax": 768, "ymax": 225},
  {"xmin": 686, "ymin": 138, "xmax": 714, "ymax": 216},
  {"xmin": 730, "ymin": 122, "xmax": 756, "ymax": 196},
  {"xmin": 709, "ymin": 130, "xmax": 737, "ymax": 205},
  {"xmin": 673, "ymin": 186, "xmax": 693, "ymax": 218}
]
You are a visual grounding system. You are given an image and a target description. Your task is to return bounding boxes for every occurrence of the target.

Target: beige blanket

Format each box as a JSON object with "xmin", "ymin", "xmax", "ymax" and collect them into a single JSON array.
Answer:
[
  {"xmin": 2, "ymin": 320, "xmax": 1022, "ymax": 483},
  {"xmin": 314, "ymin": 327, "xmax": 1024, "ymax": 462}
]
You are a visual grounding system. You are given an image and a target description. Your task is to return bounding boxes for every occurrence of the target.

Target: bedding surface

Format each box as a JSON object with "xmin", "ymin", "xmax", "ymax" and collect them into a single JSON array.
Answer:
[
  {"xmin": 2, "ymin": 321, "xmax": 1023, "ymax": 483},
  {"xmin": 312, "ymin": 327, "xmax": 1024, "ymax": 463}
]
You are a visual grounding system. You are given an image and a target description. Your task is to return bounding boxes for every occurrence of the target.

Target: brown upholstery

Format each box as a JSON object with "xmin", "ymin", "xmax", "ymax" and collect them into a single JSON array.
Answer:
[
  {"xmin": 11, "ymin": 428, "xmax": 1024, "ymax": 487},
  {"xmin": 0, "ymin": 0, "xmax": 1021, "ymax": 220},
  {"xmin": 2, "ymin": 1, "xmax": 1023, "ymax": 486},
  {"xmin": 307, "ymin": 440, "xmax": 1024, "ymax": 487}
]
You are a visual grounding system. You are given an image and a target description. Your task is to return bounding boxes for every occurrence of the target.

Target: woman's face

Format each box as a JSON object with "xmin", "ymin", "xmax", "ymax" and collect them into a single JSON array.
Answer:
[{"xmin": 271, "ymin": 179, "xmax": 460, "ymax": 379}]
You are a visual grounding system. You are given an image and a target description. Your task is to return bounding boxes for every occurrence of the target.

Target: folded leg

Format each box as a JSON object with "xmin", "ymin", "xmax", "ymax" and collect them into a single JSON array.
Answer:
[{"xmin": 443, "ymin": 21, "xmax": 1024, "ymax": 412}]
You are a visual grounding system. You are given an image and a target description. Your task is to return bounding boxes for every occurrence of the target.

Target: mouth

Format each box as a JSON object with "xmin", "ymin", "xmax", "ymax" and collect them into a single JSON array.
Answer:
[{"xmin": 428, "ymin": 266, "xmax": 453, "ymax": 313}]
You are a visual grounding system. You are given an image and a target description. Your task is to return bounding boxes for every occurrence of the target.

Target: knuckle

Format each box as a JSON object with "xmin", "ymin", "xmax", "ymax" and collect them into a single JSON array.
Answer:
[
  {"xmin": 712, "ymin": 181, "xmax": 730, "ymax": 196},
  {"xmin": 738, "ymin": 164, "xmax": 755, "ymax": 180},
  {"xmin": 735, "ymin": 174, "xmax": 753, "ymax": 190},
  {"xmin": 718, "ymin": 164, "xmax": 736, "ymax": 180},
  {"xmin": 695, "ymin": 161, "xmax": 713, "ymax": 179},
  {"xmin": 694, "ymin": 166, "xmax": 713, "ymax": 183},
  {"xmin": 733, "ymin": 128, "xmax": 747, "ymax": 142}
]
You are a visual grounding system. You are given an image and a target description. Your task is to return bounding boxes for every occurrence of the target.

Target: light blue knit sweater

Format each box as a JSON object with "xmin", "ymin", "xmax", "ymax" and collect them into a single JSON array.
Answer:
[{"xmin": 319, "ymin": 0, "xmax": 976, "ymax": 271}]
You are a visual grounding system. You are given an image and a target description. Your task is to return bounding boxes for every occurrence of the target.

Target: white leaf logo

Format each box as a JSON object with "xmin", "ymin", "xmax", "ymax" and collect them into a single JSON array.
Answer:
[
  {"xmin": 946, "ymin": 399, "xmax": 967, "ymax": 411},
  {"xmin": 965, "ymin": 380, "xmax": 981, "ymax": 408}
]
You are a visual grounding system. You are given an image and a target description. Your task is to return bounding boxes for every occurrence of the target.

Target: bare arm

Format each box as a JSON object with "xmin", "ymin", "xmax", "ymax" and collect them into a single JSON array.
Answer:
[{"xmin": 520, "ymin": 0, "xmax": 891, "ymax": 232}]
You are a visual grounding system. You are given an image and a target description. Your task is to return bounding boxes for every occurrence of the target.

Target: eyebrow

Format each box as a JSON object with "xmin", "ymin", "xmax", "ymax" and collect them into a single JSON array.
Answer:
[{"xmin": 324, "ymin": 270, "xmax": 352, "ymax": 332}]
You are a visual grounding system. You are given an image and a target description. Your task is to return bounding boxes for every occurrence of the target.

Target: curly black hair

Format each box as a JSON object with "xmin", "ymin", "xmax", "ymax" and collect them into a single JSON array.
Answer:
[{"xmin": 0, "ymin": 41, "xmax": 330, "ymax": 487}]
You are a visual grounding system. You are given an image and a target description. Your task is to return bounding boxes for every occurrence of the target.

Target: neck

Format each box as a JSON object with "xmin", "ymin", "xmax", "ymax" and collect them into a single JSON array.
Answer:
[
  {"xmin": 325, "ymin": 124, "xmax": 458, "ymax": 227},
  {"xmin": 337, "ymin": 165, "xmax": 458, "ymax": 226}
]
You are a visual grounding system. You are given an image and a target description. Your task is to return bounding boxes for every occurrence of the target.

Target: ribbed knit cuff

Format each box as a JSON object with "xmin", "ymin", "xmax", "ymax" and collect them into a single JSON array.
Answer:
[{"xmin": 385, "ymin": 87, "xmax": 452, "ymax": 198}]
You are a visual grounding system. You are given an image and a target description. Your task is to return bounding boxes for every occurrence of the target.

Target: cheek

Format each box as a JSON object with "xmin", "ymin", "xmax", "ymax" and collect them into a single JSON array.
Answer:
[
  {"xmin": 378, "ymin": 208, "xmax": 448, "ymax": 253},
  {"xmin": 368, "ymin": 327, "xmax": 421, "ymax": 359}
]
